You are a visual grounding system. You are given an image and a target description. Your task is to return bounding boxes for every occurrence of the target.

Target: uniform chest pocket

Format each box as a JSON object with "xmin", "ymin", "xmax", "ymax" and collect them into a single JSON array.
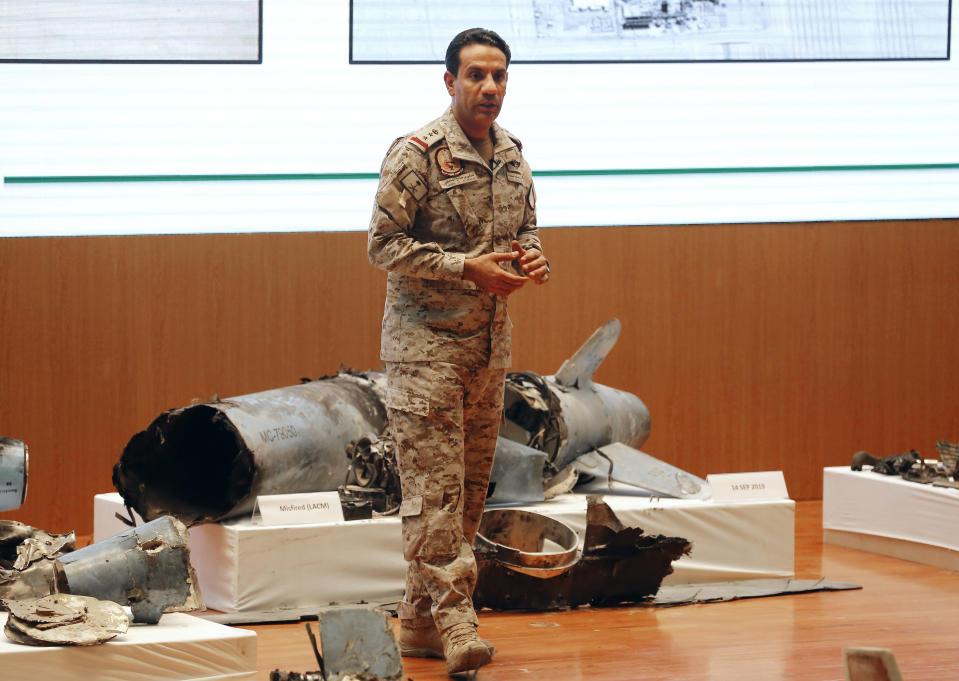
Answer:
[{"xmin": 441, "ymin": 186, "xmax": 482, "ymax": 236}]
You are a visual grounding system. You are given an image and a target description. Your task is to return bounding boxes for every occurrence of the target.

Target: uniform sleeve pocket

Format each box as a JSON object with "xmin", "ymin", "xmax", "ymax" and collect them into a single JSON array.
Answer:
[
  {"xmin": 399, "ymin": 494, "xmax": 423, "ymax": 517},
  {"xmin": 386, "ymin": 386, "xmax": 430, "ymax": 416}
]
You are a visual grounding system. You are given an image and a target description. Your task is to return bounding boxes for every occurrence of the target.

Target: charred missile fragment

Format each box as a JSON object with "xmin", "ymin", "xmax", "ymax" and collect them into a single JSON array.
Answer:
[
  {"xmin": 3, "ymin": 594, "xmax": 129, "ymax": 646},
  {"xmin": 472, "ymin": 497, "xmax": 691, "ymax": 611},
  {"xmin": 114, "ymin": 371, "xmax": 388, "ymax": 525},
  {"xmin": 0, "ymin": 516, "xmax": 202, "ymax": 624}
]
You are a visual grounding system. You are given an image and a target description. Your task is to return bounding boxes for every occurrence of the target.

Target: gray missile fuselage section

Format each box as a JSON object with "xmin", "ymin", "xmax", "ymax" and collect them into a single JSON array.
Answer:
[
  {"xmin": 493, "ymin": 319, "xmax": 709, "ymax": 502},
  {"xmin": 114, "ymin": 372, "xmax": 388, "ymax": 525}
]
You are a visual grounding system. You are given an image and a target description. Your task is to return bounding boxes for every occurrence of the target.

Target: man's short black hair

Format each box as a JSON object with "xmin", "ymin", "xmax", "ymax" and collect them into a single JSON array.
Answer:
[{"xmin": 445, "ymin": 28, "xmax": 511, "ymax": 76}]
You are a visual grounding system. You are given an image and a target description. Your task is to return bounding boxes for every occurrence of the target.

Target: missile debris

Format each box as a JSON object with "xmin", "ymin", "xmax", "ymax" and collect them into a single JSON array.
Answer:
[
  {"xmin": 114, "ymin": 371, "xmax": 388, "ymax": 525},
  {"xmin": 114, "ymin": 320, "xmax": 708, "ymax": 526},
  {"xmin": 472, "ymin": 497, "xmax": 691, "ymax": 611},
  {"xmin": 0, "ymin": 521, "xmax": 75, "ymax": 571},
  {"xmin": 0, "ymin": 516, "xmax": 203, "ymax": 624},
  {"xmin": 0, "ymin": 438, "xmax": 28, "ymax": 512},
  {"xmin": 473, "ymin": 509, "xmax": 580, "ymax": 578},
  {"xmin": 270, "ymin": 612, "xmax": 402, "ymax": 681},
  {"xmin": 497, "ymin": 319, "xmax": 709, "ymax": 500},
  {"xmin": 317, "ymin": 609, "xmax": 403, "ymax": 681},
  {"xmin": 2, "ymin": 594, "xmax": 128, "ymax": 646},
  {"xmin": 0, "ymin": 521, "xmax": 75, "ymax": 602},
  {"xmin": 851, "ymin": 444, "xmax": 959, "ymax": 489}
]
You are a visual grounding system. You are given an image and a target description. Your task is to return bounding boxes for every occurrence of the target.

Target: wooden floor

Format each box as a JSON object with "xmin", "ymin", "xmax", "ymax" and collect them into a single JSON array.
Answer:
[{"xmin": 239, "ymin": 501, "xmax": 959, "ymax": 681}]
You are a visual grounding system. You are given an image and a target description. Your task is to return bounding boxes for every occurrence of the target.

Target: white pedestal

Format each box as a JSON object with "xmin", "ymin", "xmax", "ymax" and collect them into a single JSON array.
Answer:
[
  {"xmin": 95, "ymin": 490, "xmax": 795, "ymax": 623},
  {"xmin": 0, "ymin": 612, "xmax": 257, "ymax": 681},
  {"xmin": 822, "ymin": 466, "xmax": 959, "ymax": 571}
]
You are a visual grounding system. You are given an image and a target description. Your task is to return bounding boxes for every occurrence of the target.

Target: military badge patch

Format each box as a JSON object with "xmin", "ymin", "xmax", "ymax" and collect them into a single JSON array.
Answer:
[
  {"xmin": 399, "ymin": 168, "xmax": 427, "ymax": 202},
  {"xmin": 435, "ymin": 147, "xmax": 463, "ymax": 177}
]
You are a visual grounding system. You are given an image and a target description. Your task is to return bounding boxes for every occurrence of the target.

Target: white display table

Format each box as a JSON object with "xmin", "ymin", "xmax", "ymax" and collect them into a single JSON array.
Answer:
[
  {"xmin": 95, "ymin": 489, "xmax": 795, "ymax": 623},
  {"xmin": 0, "ymin": 612, "xmax": 257, "ymax": 680},
  {"xmin": 822, "ymin": 466, "xmax": 959, "ymax": 571}
]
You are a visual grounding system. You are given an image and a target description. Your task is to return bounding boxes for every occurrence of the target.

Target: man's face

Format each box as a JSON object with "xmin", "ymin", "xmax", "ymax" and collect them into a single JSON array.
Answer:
[{"xmin": 444, "ymin": 43, "xmax": 508, "ymax": 138}]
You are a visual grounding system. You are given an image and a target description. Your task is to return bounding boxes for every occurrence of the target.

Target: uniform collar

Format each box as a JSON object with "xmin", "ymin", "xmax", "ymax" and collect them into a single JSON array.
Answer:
[{"xmin": 441, "ymin": 107, "xmax": 516, "ymax": 165}]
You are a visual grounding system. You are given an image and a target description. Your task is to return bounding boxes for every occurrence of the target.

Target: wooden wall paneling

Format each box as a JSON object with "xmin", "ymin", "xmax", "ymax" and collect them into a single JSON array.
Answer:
[{"xmin": 1, "ymin": 218, "xmax": 957, "ymax": 536}]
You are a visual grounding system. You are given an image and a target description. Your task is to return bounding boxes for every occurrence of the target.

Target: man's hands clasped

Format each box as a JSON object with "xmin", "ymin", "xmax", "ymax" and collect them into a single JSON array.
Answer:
[{"xmin": 462, "ymin": 240, "xmax": 550, "ymax": 296}]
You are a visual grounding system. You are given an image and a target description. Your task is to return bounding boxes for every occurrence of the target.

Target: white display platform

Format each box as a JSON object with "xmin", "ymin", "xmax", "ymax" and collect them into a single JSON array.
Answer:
[
  {"xmin": 0, "ymin": 612, "xmax": 257, "ymax": 680},
  {"xmin": 822, "ymin": 466, "xmax": 959, "ymax": 571},
  {"xmin": 95, "ymin": 490, "xmax": 795, "ymax": 623}
]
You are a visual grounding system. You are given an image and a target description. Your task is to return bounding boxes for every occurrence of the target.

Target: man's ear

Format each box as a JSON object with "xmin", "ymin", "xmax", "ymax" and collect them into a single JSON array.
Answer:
[{"xmin": 443, "ymin": 70, "xmax": 455, "ymax": 96}]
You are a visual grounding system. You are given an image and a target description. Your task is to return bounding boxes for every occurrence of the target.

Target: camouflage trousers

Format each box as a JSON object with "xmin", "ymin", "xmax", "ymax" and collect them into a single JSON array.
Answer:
[{"xmin": 385, "ymin": 361, "xmax": 506, "ymax": 633}]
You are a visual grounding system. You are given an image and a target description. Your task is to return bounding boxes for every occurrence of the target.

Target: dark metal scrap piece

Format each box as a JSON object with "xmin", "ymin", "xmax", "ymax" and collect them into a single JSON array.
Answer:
[
  {"xmin": 473, "ymin": 497, "xmax": 691, "ymax": 611},
  {"xmin": 317, "ymin": 609, "xmax": 403, "ymax": 681}
]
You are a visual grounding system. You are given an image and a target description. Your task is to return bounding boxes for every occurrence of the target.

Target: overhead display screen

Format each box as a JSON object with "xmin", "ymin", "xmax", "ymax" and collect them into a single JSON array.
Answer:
[
  {"xmin": 0, "ymin": 0, "xmax": 956, "ymax": 237},
  {"xmin": 351, "ymin": 0, "xmax": 951, "ymax": 62},
  {"xmin": 0, "ymin": 0, "xmax": 261, "ymax": 63}
]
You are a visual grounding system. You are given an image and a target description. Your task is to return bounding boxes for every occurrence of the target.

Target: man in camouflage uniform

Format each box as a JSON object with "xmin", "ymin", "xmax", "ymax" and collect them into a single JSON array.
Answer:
[{"xmin": 367, "ymin": 27, "xmax": 549, "ymax": 677}]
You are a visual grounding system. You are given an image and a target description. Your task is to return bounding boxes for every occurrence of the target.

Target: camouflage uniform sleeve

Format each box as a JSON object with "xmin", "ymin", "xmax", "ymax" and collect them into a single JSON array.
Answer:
[
  {"xmin": 515, "ymin": 161, "xmax": 542, "ymax": 256},
  {"xmin": 367, "ymin": 139, "xmax": 465, "ymax": 281}
]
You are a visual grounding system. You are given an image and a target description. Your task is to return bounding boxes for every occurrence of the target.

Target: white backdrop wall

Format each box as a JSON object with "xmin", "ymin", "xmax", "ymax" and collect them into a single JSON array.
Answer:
[{"xmin": 0, "ymin": 0, "xmax": 957, "ymax": 236}]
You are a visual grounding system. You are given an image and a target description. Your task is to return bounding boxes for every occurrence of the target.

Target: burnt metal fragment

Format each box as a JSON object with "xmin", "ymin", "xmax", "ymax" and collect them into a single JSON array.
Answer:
[
  {"xmin": 338, "ymin": 433, "xmax": 402, "ymax": 519},
  {"xmin": 0, "ymin": 521, "xmax": 75, "ymax": 571},
  {"xmin": 0, "ymin": 521, "xmax": 75, "ymax": 602},
  {"xmin": 472, "ymin": 497, "xmax": 691, "ymax": 611},
  {"xmin": 2, "ymin": 594, "xmax": 128, "ymax": 646},
  {"xmin": 0, "ymin": 437, "xmax": 28, "ymax": 512},
  {"xmin": 851, "ymin": 446, "xmax": 959, "ymax": 488},
  {"xmin": 0, "ymin": 516, "xmax": 203, "ymax": 624},
  {"xmin": 317, "ymin": 609, "xmax": 403, "ymax": 681},
  {"xmin": 850, "ymin": 450, "xmax": 922, "ymax": 475},
  {"xmin": 270, "ymin": 672, "xmax": 325, "ymax": 681},
  {"xmin": 270, "ymin": 611, "xmax": 402, "ymax": 681},
  {"xmin": 935, "ymin": 440, "xmax": 959, "ymax": 477}
]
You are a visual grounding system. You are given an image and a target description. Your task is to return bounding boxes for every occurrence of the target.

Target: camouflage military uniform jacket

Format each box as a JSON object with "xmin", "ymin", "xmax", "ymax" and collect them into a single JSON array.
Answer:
[{"xmin": 368, "ymin": 108, "xmax": 541, "ymax": 369}]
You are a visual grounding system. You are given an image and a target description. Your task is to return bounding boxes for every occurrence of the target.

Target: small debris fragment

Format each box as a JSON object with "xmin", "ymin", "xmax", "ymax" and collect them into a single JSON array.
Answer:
[{"xmin": 2, "ymin": 594, "xmax": 128, "ymax": 646}]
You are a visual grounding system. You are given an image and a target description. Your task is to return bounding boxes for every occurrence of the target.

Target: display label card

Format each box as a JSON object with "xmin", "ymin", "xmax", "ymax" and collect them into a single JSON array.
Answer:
[
  {"xmin": 707, "ymin": 471, "xmax": 789, "ymax": 502},
  {"xmin": 253, "ymin": 491, "xmax": 344, "ymax": 526}
]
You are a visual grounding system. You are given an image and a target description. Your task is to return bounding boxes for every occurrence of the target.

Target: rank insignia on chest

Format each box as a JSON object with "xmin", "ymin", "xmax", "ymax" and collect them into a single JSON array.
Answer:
[{"xmin": 435, "ymin": 146, "xmax": 463, "ymax": 177}]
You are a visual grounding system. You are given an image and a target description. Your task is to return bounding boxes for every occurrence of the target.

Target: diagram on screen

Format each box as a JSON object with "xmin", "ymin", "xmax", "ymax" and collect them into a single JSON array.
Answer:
[{"xmin": 350, "ymin": 0, "xmax": 951, "ymax": 62}]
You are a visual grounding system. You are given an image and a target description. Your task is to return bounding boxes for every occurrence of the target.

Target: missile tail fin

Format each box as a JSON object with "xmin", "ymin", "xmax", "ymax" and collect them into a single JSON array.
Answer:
[{"xmin": 553, "ymin": 318, "xmax": 621, "ymax": 389}]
